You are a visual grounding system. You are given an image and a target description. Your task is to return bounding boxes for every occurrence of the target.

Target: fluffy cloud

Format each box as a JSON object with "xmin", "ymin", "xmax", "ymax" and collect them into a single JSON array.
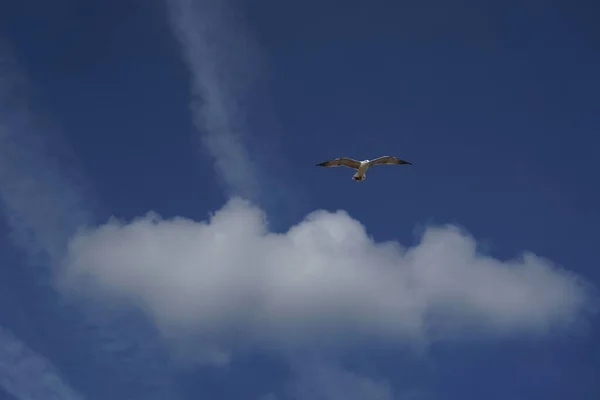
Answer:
[{"xmin": 58, "ymin": 197, "xmax": 592, "ymax": 362}]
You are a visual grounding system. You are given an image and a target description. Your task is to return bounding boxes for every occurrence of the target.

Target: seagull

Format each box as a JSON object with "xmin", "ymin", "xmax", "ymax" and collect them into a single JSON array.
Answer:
[{"xmin": 316, "ymin": 155, "xmax": 412, "ymax": 182}]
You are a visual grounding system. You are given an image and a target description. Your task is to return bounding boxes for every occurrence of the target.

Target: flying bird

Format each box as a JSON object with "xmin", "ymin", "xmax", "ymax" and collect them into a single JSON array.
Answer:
[{"xmin": 316, "ymin": 156, "xmax": 412, "ymax": 182}]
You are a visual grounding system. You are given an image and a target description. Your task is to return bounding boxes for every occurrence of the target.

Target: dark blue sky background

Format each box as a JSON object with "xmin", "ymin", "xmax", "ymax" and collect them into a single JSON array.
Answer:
[{"xmin": 0, "ymin": 0, "xmax": 599, "ymax": 399}]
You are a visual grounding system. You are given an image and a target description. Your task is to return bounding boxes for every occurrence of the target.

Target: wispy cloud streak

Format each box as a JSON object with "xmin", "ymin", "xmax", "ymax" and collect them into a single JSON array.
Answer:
[
  {"xmin": 0, "ymin": 48, "xmax": 181, "ymax": 400},
  {"xmin": 0, "ymin": 326, "xmax": 84, "ymax": 400},
  {"xmin": 0, "ymin": 53, "xmax": 93, "ymax": 266},
  {"xmin": 166, "ymin": 0, "xmax": 262, "ymax": 201},
  {"xmin": 284, "ymin": 359, "xmax": 394, "ymax": 400}
]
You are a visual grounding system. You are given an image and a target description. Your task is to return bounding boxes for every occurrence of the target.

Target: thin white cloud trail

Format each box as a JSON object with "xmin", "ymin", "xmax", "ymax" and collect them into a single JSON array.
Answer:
[
  {"xmin": 0, "ymin": 326, "xmax": 85, "ymax": 400},
  {"xmin": 166, "ymin": 0, "xmax": 263, "ymax": 201},
  {"xmin": 0, "ymin": 48, "xmax": 181, "ymax": 400},
  {"xmin": 0, "ymin": 53, "xmax": 93, "ymax": 267}
]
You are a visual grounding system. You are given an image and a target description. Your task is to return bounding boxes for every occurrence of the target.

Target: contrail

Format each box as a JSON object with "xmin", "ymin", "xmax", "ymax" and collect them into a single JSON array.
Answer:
[
  {"xmin": 0, "ymin": 53, "xmax": 93, "ymax": 267},
  {"xmin": 0, "ymin": 47, "xmax": 181, "ymax": 400},
  {"xmin": 166, "ymin": 0, "xmax": 262, "ymax": 201},
  {"xmin": 0, "ymin": 326, "xmax": 85, "ymax": 400}
]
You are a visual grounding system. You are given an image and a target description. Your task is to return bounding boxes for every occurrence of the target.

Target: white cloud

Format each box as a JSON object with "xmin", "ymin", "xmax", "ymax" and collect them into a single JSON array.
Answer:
[
  {"xmin": 58, "ymin": 197, "xmax": 593, "ymax": 363},
  {"xmin": 0, "ymin": 326, "xmax": 85, "ymax": 400},
  {"xmin": 166, "ymin": 0, "xmax": 262, "ymax": 200}
]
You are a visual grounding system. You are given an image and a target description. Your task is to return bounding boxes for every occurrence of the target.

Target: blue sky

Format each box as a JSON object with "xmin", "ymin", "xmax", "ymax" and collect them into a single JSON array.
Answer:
[{"xmin": 0, "ymin": 0, "xmax": 599, "ymax": 399}]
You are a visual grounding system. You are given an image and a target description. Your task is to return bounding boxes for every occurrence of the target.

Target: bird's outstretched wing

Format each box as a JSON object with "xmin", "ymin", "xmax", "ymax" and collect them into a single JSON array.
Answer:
[
  {"xmin": 316, "ymin": 157, "xmax": 361, "ymax": 169},
  {"xmin": 368, "ymin": 156, "xmax": 412, "ymax": 167}
]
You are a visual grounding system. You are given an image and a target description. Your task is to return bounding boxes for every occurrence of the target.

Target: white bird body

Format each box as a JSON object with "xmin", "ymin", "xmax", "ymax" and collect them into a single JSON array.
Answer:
[
  {"xmin": 352, "ymin": 160, "xmax": 371, "ymax": 181},
  {"xmin": 316, "ymin": 156, "xmax": 411, "ymax": 182}
]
